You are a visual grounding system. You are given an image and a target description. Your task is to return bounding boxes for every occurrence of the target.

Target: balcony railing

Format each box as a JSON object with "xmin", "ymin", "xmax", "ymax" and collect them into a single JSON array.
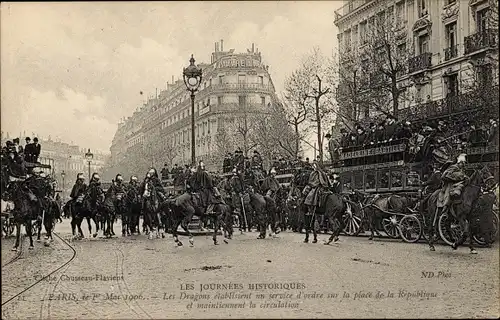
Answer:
[
  {"xmin": 464, "ymin": 29, "xmax": 497, "ymax": 55},
  {"xmin": 398, "ymin": 86, "xmax": 499, "ymax": 121},
  {"xmin": 444, "ymin": 44, "xmax": 459, "ymax": 61},
  {"xmin": 211, "ymin": 83, "xmax": 273, "ymax": 91},
  {"xmin": 408, "ymin": 52, "xmax": 432, "ymax": 73},
  {"xmin": 334, "ymin": 0, "xmax": 372, "ymax": 22}
]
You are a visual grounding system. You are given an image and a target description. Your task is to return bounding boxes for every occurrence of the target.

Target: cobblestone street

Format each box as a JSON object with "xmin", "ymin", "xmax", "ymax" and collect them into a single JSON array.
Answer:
[{"xmin": 1, "ymin": 220, "xmax": 499, "ymax": 319}]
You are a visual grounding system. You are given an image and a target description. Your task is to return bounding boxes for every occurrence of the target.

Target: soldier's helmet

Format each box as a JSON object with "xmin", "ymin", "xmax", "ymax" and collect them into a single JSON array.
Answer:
[
  {"xmin": 457, "ymin": 153, "xmax": 467, "ymax": 164},
  {"xmin": 232, "ymin": 168, "xmax": 237, "ymax": 174},
  {"xmin": 270, "ymin": 168, "xmax": 277, "ymax": 175},
  {"xmin": 116, "ymin": 174, "xmax": 123, "ymax": 182},
  {"xmin": 130, "ymin": 176, "xmax": 138, "ymax": 181}
]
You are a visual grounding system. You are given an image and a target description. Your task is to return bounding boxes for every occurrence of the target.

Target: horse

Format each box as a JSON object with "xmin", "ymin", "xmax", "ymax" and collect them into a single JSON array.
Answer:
[
  {"xmin": 364, "ymin": 194, "xmax": 419, "ymax": 240},
  {"xmin": 36, "ymin": 196, "xmax": 62, "ymax": 242},
  {"xmin": 427, "ymin": 165, "xmax": 495, "ymax": 253},
  {"xmin": 124, "ymin": 185, "xmax": 142, "ymax": 235},
  {"xmin": 141, "ymin": 179, "xmax": 163, "ymax": 239},
  {"xmin": 69, "ymin": 187, "xmax": 100, "ymax": 239},
  {"xmin": 244, "ymin": 169, "xmax": 276, "ymax": 239},
  {"xmin": 7, "ymin": 180, "xmax": 37, "ymax": 251},
  {"xmin": 163, "ymin": 191, "xmax": 232, "ymax": 246},
  {"xmin": 99, "ymin": 188, "xmax": 121, "ymax": 238}
]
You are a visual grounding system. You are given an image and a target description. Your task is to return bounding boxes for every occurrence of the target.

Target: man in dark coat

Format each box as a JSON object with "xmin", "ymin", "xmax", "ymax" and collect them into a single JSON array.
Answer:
[
  {"xmin": 339, "ymin": 128, "xmax": 350, "ymax": 148},
  {"xmin": 419, "ymin": 163, "xmax": 442, "ymax": 215},
  {"xmin": 24, "ymin": 137, "xmax": 33, "ymax": 162},
  {"xmin": 366, "ymin": 122, "xmax": 377, "ymax": 145},
  {"xmin": 375, "ymin": 122, "xmax": 385, "ymax": 144},
  {"xmin": 160, "ymin": 164, "xmax": 169, "ymax": 181},
  {"xmin": 251, "ymin": 150, "xmax": 263, "ymax": 170},
  {"xmin": 355, "ymin": 126, "xmax": 367, "ymax": 148},
  {"xmin": 141, "ymin": 168, "xmax": 166, "ymax": 201},
  {"xmin": 31, "ymin": 137, "xmax": 41, "ymax": 163},
  {"xmin": 233, "ymin": 150, "xmax": 245, "ymax": 171}
]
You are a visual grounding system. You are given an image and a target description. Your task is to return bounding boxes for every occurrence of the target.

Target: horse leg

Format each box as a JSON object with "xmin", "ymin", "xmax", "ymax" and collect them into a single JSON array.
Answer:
[
  {"xmin": 26, "ymin": 219, "xmax": 34, "ymax": 249},
  {"xmin": 304, "ymin": 213, "xmax": 310, "ymax": 243},
  {"xmin": 110, "ymin": 214, "xmax": 116, "ymax": 236},
  {"xmin": 86, "ymin": 216, "xmax": 92, "ymax": 237},
  {"xmin": 173, "ymin": 217, "xmax": 182, "ymax": 246},
  {"xmin": 213, "ymin": 215, "xmax": 219, "ymax": 245},
  {"xmin": 467, "ymin": 219, "xmax": 477, "ymax": 254},
  {"xmin": 428, "ymin": 207, "xmax": 439, "ymax": 251},
  {"xmin": 77, "ymin": 218, "xmax": 84, "ymax": 239},
  {"xmin": 181, "ymin": 217, "xmax": 194, "ymax": 247},
  {"xmin": 36, "ymin": 214, "xmax": 42, "ymax": 241},
  {"xmin": 312, "ymin": 214, "xmax": 318, "ymax": 243},
  {"xmin": 325, "ymin": 216, "xmax": 336, "ymax": 245},
  {"xmin": 92, "ymin": 216, "xmax": 98, "ymax": 238},
  {"xmin": 12, "ymin": 223, "xmax": 20, "ymax": 251}
]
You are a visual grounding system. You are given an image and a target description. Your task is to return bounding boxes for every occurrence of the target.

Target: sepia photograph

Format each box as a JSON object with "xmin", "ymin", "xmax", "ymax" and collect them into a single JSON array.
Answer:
[{"xmin": 1, "ymin": 1, "xmax": 499, "ymax": 318}]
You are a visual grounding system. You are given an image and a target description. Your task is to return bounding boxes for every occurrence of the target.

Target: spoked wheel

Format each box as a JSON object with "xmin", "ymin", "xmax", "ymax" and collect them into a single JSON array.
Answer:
[
  {"xmin": 473, "ymin": 212, "xmax": 499, "ymax": 246},
  {"xmin": 342, "ymin": 206, "xmax": 364, "ymax": 236},
  {"xmin": 399, "ymin": 215, "xmax": 422, "ymax": 243},
  {"xmin": 382, "ymin": 215, "xmax": 401, "ymax": 238},
  {"xmin": 438, "ymin": 213, "xmax": 464, "ymax": 246}
]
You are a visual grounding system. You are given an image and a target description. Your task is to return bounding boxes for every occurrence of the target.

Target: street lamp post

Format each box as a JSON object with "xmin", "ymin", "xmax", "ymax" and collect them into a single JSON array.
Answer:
[
  {"xmin": 84, "ymin": 149, "xmax": 94, "ymax": 181},
  {"xmin": 183, "ymin": 54, "xmax": 203, "ymax": 166},
  {"xmin": 61, "ymin": 170, "xmax": 65, "ymax": 199}
]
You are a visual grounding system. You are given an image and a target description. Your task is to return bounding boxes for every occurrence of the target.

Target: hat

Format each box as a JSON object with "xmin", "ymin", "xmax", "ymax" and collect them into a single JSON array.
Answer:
[
  {"xmin": 33, "ymin": 137, "xmax": 38, "ymax": 142},
  {"xmin": 325, "ymin": 133, "xmax": 332, "ymax": 138},
  {"xmin": 25, "ymin": 137, "xmax": 31, "ymax": 141}
]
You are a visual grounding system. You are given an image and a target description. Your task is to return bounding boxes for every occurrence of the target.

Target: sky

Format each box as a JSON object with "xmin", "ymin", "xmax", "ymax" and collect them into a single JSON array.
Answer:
[{"xmin": 1, "ymin": 1, "xmax": 342, "ymax": 154}]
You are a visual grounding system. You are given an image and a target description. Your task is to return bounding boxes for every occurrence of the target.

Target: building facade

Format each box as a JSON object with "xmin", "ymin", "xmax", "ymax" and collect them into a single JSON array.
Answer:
[
  {"xmin": 334, "ymin": 0, "xmax": 499, "ymax": 126},
  {"xmin": 106, "ymin": 40, "xmax": 280, "ymax": 176}
]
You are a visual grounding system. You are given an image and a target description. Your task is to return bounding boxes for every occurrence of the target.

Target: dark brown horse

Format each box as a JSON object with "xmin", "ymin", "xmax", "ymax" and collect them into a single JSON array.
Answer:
[
  {"xmin": 427, "ymin": 165, "xmax": 494, "ymax": 253},
  {"xmin": 162, "ymin": 193, "xmax": 232, "ymax": 246},
  {"xmin": 7, "ymin": 180, "xmax": 37, "ymax": 251}
]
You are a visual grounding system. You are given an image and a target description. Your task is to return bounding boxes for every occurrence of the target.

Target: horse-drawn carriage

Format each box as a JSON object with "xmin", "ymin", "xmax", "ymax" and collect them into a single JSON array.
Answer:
[{"xmin": 329, "ymin": 136, "xmax": 499, "ymax": 245}]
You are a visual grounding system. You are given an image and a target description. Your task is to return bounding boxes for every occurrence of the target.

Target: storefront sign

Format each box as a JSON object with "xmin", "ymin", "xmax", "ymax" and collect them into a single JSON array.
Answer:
[{"xmin": 217, "ymin": 56, "xmax": 262, "ymax": 69}]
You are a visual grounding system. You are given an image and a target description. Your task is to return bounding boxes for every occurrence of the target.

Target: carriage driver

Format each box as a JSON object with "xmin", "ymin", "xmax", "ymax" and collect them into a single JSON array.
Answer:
[{"xmin": 438, "ymin": 153, "xmax": 469, "ymax": 217}]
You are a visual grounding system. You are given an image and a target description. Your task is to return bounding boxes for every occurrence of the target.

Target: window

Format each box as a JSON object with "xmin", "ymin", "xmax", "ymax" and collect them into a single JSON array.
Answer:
[
  {"xmin": 476, "ymin": 8, "xmax": 489, "ymax": 33},
  {"xmin": 344, "ymin": 29, "xmax": 352, "ymax": 51},
  {"xmin": 418, "ymin": 34, "xmax": 429, "ymax": 54},
  {"xmin": 396, "ymin": 1, "xmax": 406, "ymax": 26},
  {"xmin": 239, "ymin": 96, "xmax": 246, "ymax": 107},
  {"xmin": 217, "ymin": 96, "xmax": 223, "ymax": 105},
  {"xmin": 446, "ymin": 74, "xmax": 458, "ymax": 97},
  {"xmin": 259, "ymin": 76, "xmax": 264, "ymax": 85},
  {"xmin": 445, "ymin": 22, "xmax": 457, "ymax": 48},
  {"xmin": 360, "ymin": 21, "xmax": 367, "ymax": 44},
  {"xmin": 207, "ymin": 98, "xmax": 211, "ymax": 105},
  {"xmin": 261, "ymin": 96, "xmax": 266, "ymax": 106},
  {"xmin": 238, "ymin": 75, "xmax": 246, "ymax": 84},
  {"xmin": 418, "ymin": 0, "xmax": 428, "ymax": 18},
  {"xmin": 209, "ymin": 79, "xmax": 212, "ymax": 87},
  {"xmin": 397, "ymin": 42, "xmax": 407, "ymax": 57},
  {"xmin": 207, "ymin": 121, "xmax": 211, "ymax": 134},
  {"xmin": 219, "ymin": 75, "xmax": 224, "ymax": 84}
]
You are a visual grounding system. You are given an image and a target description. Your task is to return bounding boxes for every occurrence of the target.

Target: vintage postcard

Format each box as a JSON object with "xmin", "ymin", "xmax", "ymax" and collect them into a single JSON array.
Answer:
[{"xmin": 1, "ymin": 1, "xmax": 499, "ymax": 319}]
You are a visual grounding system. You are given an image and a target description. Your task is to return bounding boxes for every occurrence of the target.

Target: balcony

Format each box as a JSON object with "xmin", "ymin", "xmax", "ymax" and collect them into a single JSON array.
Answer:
[
  {"xmin": 334, "ymin": 0, "xmax": 372, "ymax": 23},
  {"xmin": 408, "ymin": 52, "xmax": 432, "ymax": 73},
  {"xmin": 211, "ymin": 83, "xmax": 273, "ymax": 92},
  {"xmin": 464, "ymin": 29, "xmax": 497, "ymax": 55},
  {"xmin": 444, "ymin": 44, "xmax": 459, "ymax": 61}
]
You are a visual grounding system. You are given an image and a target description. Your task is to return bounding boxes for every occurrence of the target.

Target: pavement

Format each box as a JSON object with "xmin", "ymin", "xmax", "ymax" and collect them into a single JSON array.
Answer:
[{"xmin": 1, "ymin": 218, "xmax": 499, "ymax": 319}]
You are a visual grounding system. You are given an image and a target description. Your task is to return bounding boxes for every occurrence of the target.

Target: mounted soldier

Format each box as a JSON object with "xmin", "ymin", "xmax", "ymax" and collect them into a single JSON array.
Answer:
[
  {"xmin": 302, "ymin": 161, "xmax": 330, "ymax": 243},
  {"xmin": 437, "ymin": 153, "xmax": 469, "ymax": 218},
  {"xmin": 69, "ymin": 173, "xmax": 87, "ymax": 214},
  {"xmin": 141, "ymin": 168, "xmax": 166, "ymax": 202},
  {"xmin": 191, "ymin": 160, "xmax": 223, "ymax": 215}
]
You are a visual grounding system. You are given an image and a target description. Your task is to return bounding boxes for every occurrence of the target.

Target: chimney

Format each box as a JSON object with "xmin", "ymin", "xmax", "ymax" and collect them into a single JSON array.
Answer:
[
  {"xmin": 220, "ymin": 39, "xmax": 224, "ymax": 51},
  {"xmin": 172, "ymin": 75, "xmax": 174, "ymax": 83},
  {"xmin": 252, "ymin": 43, "xmax": 255, "ymax": 52},
  {"xmin": 216, "ymin": 42, "xmax": 219, "ymax": 52},
  {"xmin": 215, "ymin": 42, "xmax": 217, "ymax": 52}
]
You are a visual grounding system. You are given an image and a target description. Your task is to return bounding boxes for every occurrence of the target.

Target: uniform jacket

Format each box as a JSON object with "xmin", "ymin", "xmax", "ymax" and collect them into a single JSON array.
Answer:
[
  {"xmin": 303, "ymin": 169, "xmax": 330, "ymax": 207},
  {"xmin": 422, "ymin": 170, "xmax": 442, "ymax": 193},
  {"xmin": 261, "ymin": 176, "xmax": 281, "ymax": 197},
  {"xmin": 384, "ymin": 122, "xmax": 398, "ymax": 140},
  {"xmin": 438, "ymin": 164, "xmax": 468, "ymax": 207},
  {"xmin": 70, "ymin": 181, "xmax": 87, "ymax": 200},
  {"xmin": 229, "ymin": 175, "xmax": 245, "ymax": 194}
]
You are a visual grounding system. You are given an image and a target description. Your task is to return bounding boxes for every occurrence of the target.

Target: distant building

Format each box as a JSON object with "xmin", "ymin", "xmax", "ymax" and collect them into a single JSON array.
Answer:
[{"xmin": 107, "ymin": 40, "xmax": 280, "ymax": 175}]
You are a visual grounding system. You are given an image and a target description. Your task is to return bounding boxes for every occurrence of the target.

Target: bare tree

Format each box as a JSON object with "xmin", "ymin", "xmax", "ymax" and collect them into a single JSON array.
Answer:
[
  {"xmin": 286, "ymin": 47, "xmax": 333, "ymax": 163},
  {"xmin": 364, "ymin": 10, "xmax": 414, "ymax": 117},
  {"xmin": 280, "ymin": 91, "xmax": 308, "ymax": 158}
]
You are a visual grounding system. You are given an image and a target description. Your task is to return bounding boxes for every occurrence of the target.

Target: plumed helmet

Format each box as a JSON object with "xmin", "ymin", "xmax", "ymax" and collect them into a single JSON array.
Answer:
[
  {"xmin": 457, "ymin": 153, "xmax": 467, "ymax": 164},
  {"xmin": 232, "ymin": 168, "xmax": 237, "ymax": 174},
  {"xmin": 93, "ymin": 173, "xmax": 100, "ymax": 180},
  {"xmin": 270, "ymin": 168, "xmax": 276, "ymax": 175},
  {"xmin": 131, "ymin": 176, "xmax": 138, "ymax": 181},
  {"xmin": 148, "ymin": 168, "xmax": 155, "ymax": 175},
  {"xmin": 77, "ymin": 173, "xmax": 84, "ymax": 180},
  {"xmin": 116, "ymin": 174, "xmax": 123, "ymax": 181}
]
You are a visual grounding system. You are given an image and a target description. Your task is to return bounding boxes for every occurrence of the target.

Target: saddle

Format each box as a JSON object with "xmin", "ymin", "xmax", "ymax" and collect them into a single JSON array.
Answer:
[
  {"xmin": 191, "ymin": 192, "xmax": 202, "ymax": 208},
  {"xmin": 318, "ymin": 190, "xmax": 333, "ymax": 210}
]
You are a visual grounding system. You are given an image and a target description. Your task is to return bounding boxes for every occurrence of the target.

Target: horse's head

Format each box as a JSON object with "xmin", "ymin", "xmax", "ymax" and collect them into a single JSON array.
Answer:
[{"xmin": 471, "ymin": 165, "xmax": 495, "ymax": 190}]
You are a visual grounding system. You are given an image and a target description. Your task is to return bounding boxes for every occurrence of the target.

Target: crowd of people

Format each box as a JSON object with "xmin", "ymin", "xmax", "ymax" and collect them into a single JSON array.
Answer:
[
  {"xmin": 327, "ymin": 114, "xmax": 499, "ymax": 167},
  {"xmin": 1, "ymin": 136, "xmax": 42, "ymax": 177}
]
